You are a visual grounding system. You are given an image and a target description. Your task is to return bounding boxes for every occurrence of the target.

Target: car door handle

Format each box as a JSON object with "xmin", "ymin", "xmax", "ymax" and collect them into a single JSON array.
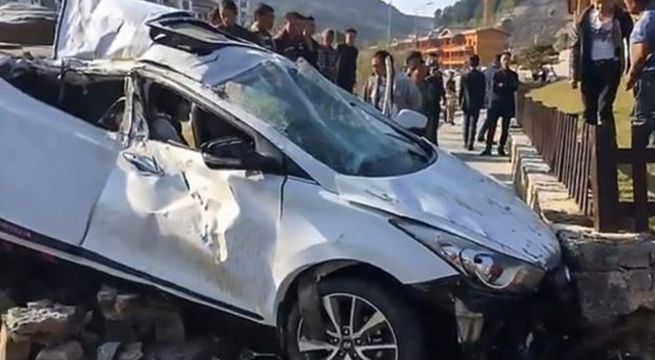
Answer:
[{"xmin": 122, "ymin": 152, "xmax": 164, "ymax": 177}]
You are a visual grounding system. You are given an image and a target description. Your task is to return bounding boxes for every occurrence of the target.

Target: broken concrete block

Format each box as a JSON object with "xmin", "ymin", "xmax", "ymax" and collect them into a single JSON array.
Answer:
[
  {"xmin": 628, "ymin": 270, "xmax": 654, "ymax": 293},
  {"xmin": 0, "ymin": 290, "xmax": 14, "ymax": 316},
  {"xmin": 154, "ymin": 310, "xmax": 185, "ymax": 344},
  {"xmin": 117, "ymin": 342, "xmax": 143, "ymax": 360},
  {"xmin": 617, "ymin": 242, "xmax": 654, "ymax": 270},
  {"xmin": 104, "ymin": 319, "xmax": 138, "ymax": 343},
  {"xmin": 3, "ymin": 303, "xmax": 85, "ymax": 344},
  {"xmin": 0, "ymin": 323, "xmax": 31, "ymax": 360},
  {"xmin": 560, "ymin": 238, "xmax": 619, "ymax": 272},
  {"xmin": 35, "ymin": 340, "xmax": 84, "ymax": 360},
  {"xmin": 144, "ymin": 338, "xmax": 223, "ymax": 360},
  {"xmin": 97, "ymin": 341, "xmax": 121, "ymax": 360},
  {"xmin": 97, "ymin": 285, "xmax": 119, "ymax": 321},
  {"xmin": 574, "ymin": 271, "xmax": 631, "ymax": 325}
]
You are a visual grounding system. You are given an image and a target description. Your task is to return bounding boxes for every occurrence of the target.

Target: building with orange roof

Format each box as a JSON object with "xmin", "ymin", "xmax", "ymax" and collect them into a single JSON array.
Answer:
[{"xmin": 389, "ymin": 26, "xmax": 510, "ymax": 69}]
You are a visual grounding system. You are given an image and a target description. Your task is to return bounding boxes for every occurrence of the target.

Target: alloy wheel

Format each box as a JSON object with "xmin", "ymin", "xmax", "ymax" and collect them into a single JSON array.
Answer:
[{"xmin": 296, "ymin": 293, "xmax": 399, "ymax": 360}]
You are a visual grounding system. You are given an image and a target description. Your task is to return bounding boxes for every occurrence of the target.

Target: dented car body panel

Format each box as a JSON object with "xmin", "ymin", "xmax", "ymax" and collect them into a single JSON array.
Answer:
[
  {"xmin": 0, "ymin": 77, "xmax": 120, "ymax": 246},
  {"xmin": 0, "ymin": 0, "xmax": 561, "ymax": 332}
]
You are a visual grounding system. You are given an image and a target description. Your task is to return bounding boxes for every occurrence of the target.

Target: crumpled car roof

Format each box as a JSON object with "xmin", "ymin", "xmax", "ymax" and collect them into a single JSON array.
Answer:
[
  {"xmin": 0, "ymin": 3, "xmax": 57, "ymax": 24},
  {"xmin": 54, "ymin": 0, "xmax": 191, "ymax": 60}
]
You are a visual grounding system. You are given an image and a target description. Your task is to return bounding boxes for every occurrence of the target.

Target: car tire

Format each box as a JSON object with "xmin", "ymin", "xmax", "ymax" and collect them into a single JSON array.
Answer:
[{"xmin": 285, "ymin": 276, "xmax": 426, "ymax": 360}]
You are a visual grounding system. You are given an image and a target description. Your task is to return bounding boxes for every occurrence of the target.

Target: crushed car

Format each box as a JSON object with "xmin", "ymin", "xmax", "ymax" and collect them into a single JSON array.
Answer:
[{"xmin": 0, "ymin": 0, "xmax": 570, "ymax": 359}]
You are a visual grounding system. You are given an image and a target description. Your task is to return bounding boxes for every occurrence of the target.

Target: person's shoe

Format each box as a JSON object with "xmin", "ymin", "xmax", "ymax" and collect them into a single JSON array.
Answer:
[
  {"xmin": 467, "ymin": 144, "xmax": 475, "ymax": 151},
  {"xmin": 498, "ymin": 148, "xmax": 507, "ymax": 157},
  {"xmin": 480, "ymin": 149, "xmax": 492, "ymax": 156}
]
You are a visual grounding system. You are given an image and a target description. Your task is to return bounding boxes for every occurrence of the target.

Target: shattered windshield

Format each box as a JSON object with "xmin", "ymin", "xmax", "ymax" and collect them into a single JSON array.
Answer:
[{"xmin": 214, "ymin": 59, "xmax": 433, "ymax": 177}]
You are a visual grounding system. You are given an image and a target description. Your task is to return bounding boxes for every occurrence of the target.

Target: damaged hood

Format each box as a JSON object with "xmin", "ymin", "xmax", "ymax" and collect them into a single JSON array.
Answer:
[
  {"xmin": 53, "ymin": 0, "xmax": 191, "ymax": 60},
  {"xmin": 334, "ymin": 149, "xmax": 560, "ymax": 269}
]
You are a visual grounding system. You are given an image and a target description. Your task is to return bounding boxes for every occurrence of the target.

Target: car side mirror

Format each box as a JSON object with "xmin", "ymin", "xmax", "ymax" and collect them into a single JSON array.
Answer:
[
  {"xmin": 201, "ymin": 136, "xmax": 282, "ymax": 173},
  {"xmin": 396, "ymin": 109, "xmax": 428, "ymax": 131}
]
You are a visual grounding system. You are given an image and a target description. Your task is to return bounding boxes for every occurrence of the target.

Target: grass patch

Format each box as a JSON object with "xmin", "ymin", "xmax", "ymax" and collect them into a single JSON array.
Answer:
[{"xmin": 527, "ymin": 80, "xmax": 633, "ymax": 148}]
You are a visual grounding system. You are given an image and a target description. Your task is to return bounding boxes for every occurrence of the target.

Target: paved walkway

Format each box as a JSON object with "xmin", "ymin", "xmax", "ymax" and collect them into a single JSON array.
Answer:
[{"xmin": 438, "ymin": 110, "xmax": 513, "ymax": 187}]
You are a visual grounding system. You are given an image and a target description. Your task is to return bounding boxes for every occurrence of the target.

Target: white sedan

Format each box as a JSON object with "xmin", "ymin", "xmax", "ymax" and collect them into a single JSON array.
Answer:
[{"xmin": 0, "ymin": 0, "xmax": 563, "ymax": 359}]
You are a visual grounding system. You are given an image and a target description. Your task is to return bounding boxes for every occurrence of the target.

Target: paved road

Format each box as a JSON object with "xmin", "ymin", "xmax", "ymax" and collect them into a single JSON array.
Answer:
[{"xmin": 438, "ymin": 110, "xmax": 513, "ymax": 187}]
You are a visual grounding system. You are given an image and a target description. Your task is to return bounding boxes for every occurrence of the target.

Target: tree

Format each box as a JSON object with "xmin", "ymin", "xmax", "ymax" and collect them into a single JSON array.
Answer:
[{"xmin": 515, "ymin": 43, "xmax": 559, "ymax": 73}]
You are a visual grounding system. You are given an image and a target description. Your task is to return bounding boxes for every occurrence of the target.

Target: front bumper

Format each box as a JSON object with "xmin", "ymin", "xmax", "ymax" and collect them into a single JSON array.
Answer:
[{"xmin": 411, "ymin": 266, "xmax": 575, "ymax": 358}]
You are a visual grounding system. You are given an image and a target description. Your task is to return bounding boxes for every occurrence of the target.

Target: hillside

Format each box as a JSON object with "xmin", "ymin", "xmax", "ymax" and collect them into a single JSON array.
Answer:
[
  {"xmin": 434, "ymin": 0, "xmax": 572, "ymax": 47},
  {"xmin": 263, "ymin": 0, "xmax": 433, "ymax": 45}
]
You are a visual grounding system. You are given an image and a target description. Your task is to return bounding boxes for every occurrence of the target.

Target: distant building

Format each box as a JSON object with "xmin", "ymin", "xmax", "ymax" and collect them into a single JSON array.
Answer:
[{"xmin": 387, "ymin": 26, "xmax": 510, "ymax": 69}]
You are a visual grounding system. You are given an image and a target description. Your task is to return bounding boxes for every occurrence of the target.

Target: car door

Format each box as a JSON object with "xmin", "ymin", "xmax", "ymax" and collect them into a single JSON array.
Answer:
[
  {"xmin": 0, "ymin": 76, "xmax": 121, "ymax": 249},
  {"xmin": 81, "ymin": 73, "xmax": 284, "ymax": 322}
]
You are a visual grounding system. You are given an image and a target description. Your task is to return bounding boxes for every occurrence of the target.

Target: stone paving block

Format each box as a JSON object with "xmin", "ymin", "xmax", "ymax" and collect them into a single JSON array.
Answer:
[{"xmin": 0, "ymin": 323, "xmax": 31, "ymax": 360}]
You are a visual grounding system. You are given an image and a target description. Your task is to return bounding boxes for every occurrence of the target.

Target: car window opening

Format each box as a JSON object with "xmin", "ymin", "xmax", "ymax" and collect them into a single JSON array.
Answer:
[
  {"xmin": 216, "ymin": 60, "xmax": 434, "ymax": 177},
  {"xmin": 4, "ymin": 67, "xmax": 124, "ymax": 132},
  {"xmin": 143, "ymin": 82, "xmax": 252, "ymax": 151}
]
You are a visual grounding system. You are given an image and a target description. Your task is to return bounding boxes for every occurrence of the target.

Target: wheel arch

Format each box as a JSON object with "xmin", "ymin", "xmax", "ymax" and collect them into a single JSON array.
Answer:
[{"xmin": 274, "ymin": 260, "xmax": 407, "ymax": 352}]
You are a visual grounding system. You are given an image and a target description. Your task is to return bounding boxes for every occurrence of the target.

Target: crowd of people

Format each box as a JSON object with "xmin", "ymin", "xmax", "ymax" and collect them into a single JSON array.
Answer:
[
  {"xmin": 208, "ymin": 0, "xmax": 359, "ymax": 93},
  {"xmin": 205, "ymin": 0, "xmax": 520, "ymax": 156},
  {"xmin": 570, "ymin": 0, "xmax": 654, "ymax": 150},
  {"xmin": 361, "ymin": 49, "xmax": 519, "ymax": 155},
  {"xmin": 206, "ymin": 0, "xmax": 655, "ymax": 158}
]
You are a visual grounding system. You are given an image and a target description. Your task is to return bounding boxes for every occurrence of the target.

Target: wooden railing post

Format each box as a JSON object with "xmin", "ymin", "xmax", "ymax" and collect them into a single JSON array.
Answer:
[
  {"xmin": 631, "ymin": 124, "xmax": 650, "ymax": 232},
  {"xmin": 591, "ymin": 125, "xmax": 619, "ymax": 232}
]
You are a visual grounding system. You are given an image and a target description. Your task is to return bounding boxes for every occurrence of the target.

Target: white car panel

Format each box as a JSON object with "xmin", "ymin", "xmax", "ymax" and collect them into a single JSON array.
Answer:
[
  {"xmin": 272, "ymin": 178, "xmax": 460, "ymax": 319},
  {"xmin": 334, "ymin": 149, "xmax": 561, "ymax": 270},
  {"xmin": 0, "ymin": 79, "xmax": 119, "ymax": 246},
  {"xmin": 82, "ymin": 139, "xmax": 284, "ymax": 321},
  {"xmin": 54, "ymin": 0, "xmax": 189, "ymax": 60}
]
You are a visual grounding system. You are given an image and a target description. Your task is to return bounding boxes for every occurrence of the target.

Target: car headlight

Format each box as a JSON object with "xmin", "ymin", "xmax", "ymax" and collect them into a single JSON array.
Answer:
[{"xmin": 391, "ymin": 219, "xmax": 545, "ymax": 293}]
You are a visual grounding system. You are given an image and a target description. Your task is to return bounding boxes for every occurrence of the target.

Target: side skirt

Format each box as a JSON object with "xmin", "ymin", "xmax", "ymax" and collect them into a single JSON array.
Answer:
[{"xmin": 0, "ymin": 218, "xmax": 266, "ymax": 324}]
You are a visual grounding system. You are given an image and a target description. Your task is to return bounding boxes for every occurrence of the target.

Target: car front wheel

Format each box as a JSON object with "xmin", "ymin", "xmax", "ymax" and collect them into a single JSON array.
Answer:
[{"xmin": 286, "ymin": 277, "xmax": 426, "ymax": 360}]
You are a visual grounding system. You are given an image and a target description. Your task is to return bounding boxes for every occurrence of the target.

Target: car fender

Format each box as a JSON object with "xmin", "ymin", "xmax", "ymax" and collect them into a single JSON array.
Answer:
[{"xmin": 268, "ymin": 178, "xmax": 458, "ymax": 324}]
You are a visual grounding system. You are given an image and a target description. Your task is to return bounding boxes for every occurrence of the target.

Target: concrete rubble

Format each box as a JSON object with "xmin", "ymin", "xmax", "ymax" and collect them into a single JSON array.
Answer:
[{"xmin": 0, "ymin": 283, "xmax": 278, "ymax": 360}]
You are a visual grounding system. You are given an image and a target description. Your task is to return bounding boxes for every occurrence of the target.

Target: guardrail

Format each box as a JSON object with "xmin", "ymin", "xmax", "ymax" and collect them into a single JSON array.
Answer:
[{"xmin": 516, "ymin": 91, "xmax": 654, "ymax": 232}]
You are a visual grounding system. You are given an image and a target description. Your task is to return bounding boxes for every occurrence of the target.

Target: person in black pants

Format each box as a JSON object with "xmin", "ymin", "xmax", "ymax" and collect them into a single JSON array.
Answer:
[
  {"xmin": 459, "ymin": 54, "xmax": 486, "ymax": 150},
  {"xmin": 477, "ymin": 54, "xmax": 502, "ymax": 143},
  {"xmin": 481, "ymin": 52, "xmax": 519, "ymax": 157},
  {"xmin": 335, "ymin": 28, "xmax": 359, "ymax": 93},
  {"xmin": 570, "ymin": 0, "xmax": 633, "ymax": 149}
]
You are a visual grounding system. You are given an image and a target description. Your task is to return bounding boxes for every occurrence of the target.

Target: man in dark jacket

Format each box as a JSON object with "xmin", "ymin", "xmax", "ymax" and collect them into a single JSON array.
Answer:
[
  {"xmin": 477, "ymin": 54, "xmax": 502, "ymax": 143},
  {"xmin": 210, "ymin": 0, "xmax": 258, "ymax": 43},
  {"xmin": 481, "ymin": 52, "xmax": 519, "ymax": 157},
  {"xmin": 250, "ymin": 3, "xmax": 276, "ymax": 51},
  {"xmin": 570, "ymin": 0, "xmax": 633, "ymax": 149},
  {"xmin": 460, "ymin": 54, "xmax": 486, "ymax": 150},
  {"xmin": 274, "ymin": 12, "xmax": 306, "ymax": 62},
  {"xmin": 335, "ymin": 28, "xmax": 359, "ymax": 93},
  {"xmin": 302, "ymin": 16, "xmax": 320, "ymax": 68}
]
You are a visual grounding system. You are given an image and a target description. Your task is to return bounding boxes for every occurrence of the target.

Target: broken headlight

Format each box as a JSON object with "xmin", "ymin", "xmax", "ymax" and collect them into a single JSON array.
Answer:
[{"xmin": 391, "ymin": 219, "xmax": 545, "ymax": 293}]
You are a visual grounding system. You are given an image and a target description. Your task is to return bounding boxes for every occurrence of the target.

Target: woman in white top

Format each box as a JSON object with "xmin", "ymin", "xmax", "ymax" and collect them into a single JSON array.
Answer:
[{"xmin": 570, "ymin": 0, "xmax": 633, "ymax": 148}]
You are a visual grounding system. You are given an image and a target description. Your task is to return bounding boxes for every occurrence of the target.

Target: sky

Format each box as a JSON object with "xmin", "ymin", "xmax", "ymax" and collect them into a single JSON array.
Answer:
[{"xmin": 393, "ymin": 0, "xmax": 458, "ymax": 17}]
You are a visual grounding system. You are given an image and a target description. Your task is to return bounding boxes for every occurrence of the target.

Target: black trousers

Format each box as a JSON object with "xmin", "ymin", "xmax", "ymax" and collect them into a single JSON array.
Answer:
[
  {"xmin": 485, "ymin": 108, "xmax": 511, "ymax": 150},
  {"xmin": 477, "ymin": 111, "xmax": 491, "ymax": 141},
  {"xmin": 581, "ymin": 60, "xmax": 621, "ymax": 149},
  {"xmin": 425, "ymin": 108, "xmax": 441, "ymax": 146},
  {"xmin": 463, "ymin": 109, "xmax": 481, "ymax": 147}
]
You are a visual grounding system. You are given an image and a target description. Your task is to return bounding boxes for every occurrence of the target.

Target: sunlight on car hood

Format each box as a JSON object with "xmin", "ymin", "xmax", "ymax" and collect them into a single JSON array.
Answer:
[{"xmin": 334, "ymin": 149, "xmax": 561, "ymax": 270}]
